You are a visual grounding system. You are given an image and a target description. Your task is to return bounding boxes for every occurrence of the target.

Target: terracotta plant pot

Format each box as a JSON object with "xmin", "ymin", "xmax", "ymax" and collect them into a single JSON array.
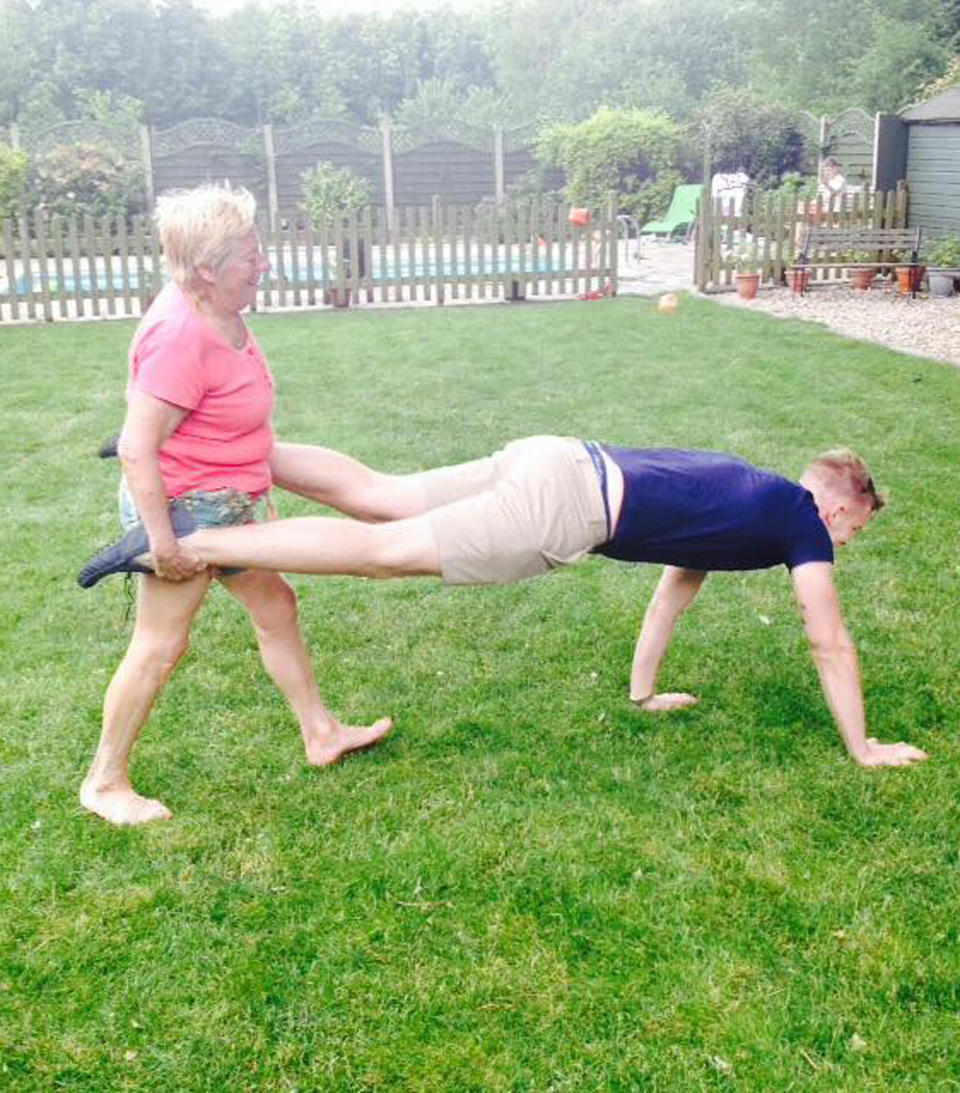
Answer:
[
  {"xmin": 895, "ymin": 265, "xmax": 925, "ymax": 294},
  {"xmin": 735, "ymin": 272, "xmax": 760, "ymax": 300},
  {"xmin": 325, "ymin": 287, "xmax": 351, "ymax": 308},
  {"xmin": 787, "ymin": 268, "xmax": 810, "ymax": 293},
  {"xmin": 848, "ymin": 266, "xmax": 876, "ymax": 291}
]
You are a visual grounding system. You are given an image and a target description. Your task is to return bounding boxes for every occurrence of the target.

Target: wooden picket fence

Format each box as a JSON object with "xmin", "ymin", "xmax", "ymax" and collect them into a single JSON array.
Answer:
[
  {"xmin": 694, "ymin": 185, "xmax": 909, "ymax": 291},
  {"xmin": 0, "ymin": 201, "xmax": 617, "ymax": 324}
]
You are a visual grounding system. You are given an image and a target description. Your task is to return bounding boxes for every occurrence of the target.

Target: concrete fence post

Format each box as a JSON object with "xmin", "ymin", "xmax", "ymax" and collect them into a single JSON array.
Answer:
[
  {"xmin": 140, "ymin": 124, "xmax": 155, "ymax": 211},
  {"xmin": 263, "ymin": 124, "xmax": 279, "ymax": 233},
  {"xmin": 381, "ymin": 121, "xmax": 395, "ymax": 231}
]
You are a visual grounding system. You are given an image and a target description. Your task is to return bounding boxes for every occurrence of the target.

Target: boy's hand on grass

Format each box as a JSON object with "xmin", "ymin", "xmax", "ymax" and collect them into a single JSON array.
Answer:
[
  {"xmin": 854, "ymin": 738, "xmax": 928, "ymax": 767},
  {"xmin": 632, "ymin": 692, "xmax": 699, "ymax": 712}
]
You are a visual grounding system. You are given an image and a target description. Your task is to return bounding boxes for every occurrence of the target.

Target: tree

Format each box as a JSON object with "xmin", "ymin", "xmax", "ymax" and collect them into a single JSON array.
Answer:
[
  {"xmin": 849, "ymin": 12, "xmax": 951, "ymax": 112},
  {"xmin": 745, "ymin": 0, "xmax": 953, "ymax": 113},
  {"xmin": 218, "ymin": 4, "xmax": 346, "ymax": 123},
  {"xmin": 393, "ymin": 79, "xmax": 516, "ymax": 129},
  {"xmin": 695, "ymin": 87, "xmax": 808, "ymax": 184}
]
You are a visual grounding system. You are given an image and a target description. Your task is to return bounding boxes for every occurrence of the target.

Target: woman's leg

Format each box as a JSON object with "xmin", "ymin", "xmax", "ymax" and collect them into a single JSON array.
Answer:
[
  {"xmin": 80, "ymin": 571, "xmax": 211, "ymax": 825},
  {"xmin": 183, "ymin": 512, "xmax": 442, "ymax": 579},
  {"xmin": 220, "ymin": 569, "xmax": 392, "ymax": 764}
]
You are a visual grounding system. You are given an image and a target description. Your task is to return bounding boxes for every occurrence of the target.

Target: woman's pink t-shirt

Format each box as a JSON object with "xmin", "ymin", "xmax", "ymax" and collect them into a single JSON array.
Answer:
[{"xmin": 128, "ymin": 282, "xmax": 275, "ymax": 498}]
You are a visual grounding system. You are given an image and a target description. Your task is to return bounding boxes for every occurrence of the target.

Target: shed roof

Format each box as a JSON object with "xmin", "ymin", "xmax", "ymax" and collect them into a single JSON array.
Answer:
[{"xmin": 900, "ymin": 84, "xmax": 960, "ymax": 122}]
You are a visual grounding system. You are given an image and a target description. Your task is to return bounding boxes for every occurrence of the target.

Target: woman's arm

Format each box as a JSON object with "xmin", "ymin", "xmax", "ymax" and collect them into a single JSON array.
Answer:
[{"xmin": 119, "ymin": 391, "xmax": 205, "ymax": 581}]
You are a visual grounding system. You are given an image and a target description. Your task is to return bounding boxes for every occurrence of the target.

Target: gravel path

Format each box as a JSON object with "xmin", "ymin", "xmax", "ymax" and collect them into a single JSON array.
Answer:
[{"xmin": 710, "ymin": 281, "xmax": 960, "ymax": 367}]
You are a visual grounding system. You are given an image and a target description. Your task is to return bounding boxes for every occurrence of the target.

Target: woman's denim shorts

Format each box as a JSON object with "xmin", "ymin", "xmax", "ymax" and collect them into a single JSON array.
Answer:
[{"xmin": 119, "ymin": 478, "xmax": 267, "ymax": 578}]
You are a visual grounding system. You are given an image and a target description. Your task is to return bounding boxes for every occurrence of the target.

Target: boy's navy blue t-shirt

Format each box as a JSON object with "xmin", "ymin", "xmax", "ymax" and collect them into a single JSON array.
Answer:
[{"xmin": 596, "ymin": 447, "xmax": 834, "ymax": 572}]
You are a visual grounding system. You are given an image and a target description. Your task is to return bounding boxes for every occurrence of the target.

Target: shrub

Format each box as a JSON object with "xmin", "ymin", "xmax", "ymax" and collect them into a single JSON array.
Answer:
[
  {"xmin": 26, "ymin": 143, "xmax": 144, "ymax": 221},
  {"xmin": 926, "ymin": 234, "xmax": 960, "ymax": 269},
  {"xmin": 0, "ymin": 144, "xmax": 29, "ymax": 222},
  {"xmin": 536, "ymin": 107, "xmax": 679, "ymax": 214},
  {"xmin": 301, "ymin": 161, "xmax": 371, "ymax": 224},
  {"xmin": 619, "ymin": 168, "xmax": 684, "ymax": 227},
  {"xmin": 756, "ymin": 171, "xmax": 817, "ymax": 206}
]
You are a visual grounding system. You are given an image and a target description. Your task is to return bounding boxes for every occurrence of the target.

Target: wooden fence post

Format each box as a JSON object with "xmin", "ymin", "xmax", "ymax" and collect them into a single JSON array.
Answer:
[
  {"xmin": 9, "ymin": 122, "xmax": 19, "ymax": 150},
  {"xmin": 696, "ymin": 132, "xmax": 712, "ymax": 292},
  {"xmin": 895, "ymin": 180, "xmax": 908, "ymax": 228},
  {"xmin": 431, "ymin": 194, "xmax": 444, "ymax": 305},
  {"xmin": 606, "ymin": 192, "xmax": 618, "ymax": 296}
]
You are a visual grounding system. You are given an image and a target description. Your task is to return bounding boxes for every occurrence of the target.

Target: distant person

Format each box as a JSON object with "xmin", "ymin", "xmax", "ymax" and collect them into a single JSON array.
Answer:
[
  {"xmin": 818, "ymin": 157, "xmax": 847, "ymax": 204},
  {"xmin": 81, "ymin": 437, "xmax": 927, "ymax": 769},
  {"xmin": 711, "ymin": 169, "xmax": 750, "ymax": 216},
  {"xmin": 80, "ymin": 185, "xmax": 390, "ymax": 828}
]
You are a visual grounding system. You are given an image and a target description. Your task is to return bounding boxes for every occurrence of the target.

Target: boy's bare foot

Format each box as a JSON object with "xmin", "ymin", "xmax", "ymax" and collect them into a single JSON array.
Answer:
[
  {"xmin": 305, "ymin": 717, "xmax": 394, "ymax": 767},
  {"xmin": 80, "ymin": 781, "xmax": 173, "ymax": 825}
]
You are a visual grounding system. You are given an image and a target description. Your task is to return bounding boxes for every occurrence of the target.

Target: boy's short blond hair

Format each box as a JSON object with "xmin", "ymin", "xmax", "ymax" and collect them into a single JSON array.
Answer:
[
  {"xmin": 805, "ymin": 449, "xmax": 885, "ymax": 512},
  {"xmin": 154, "ymin": 185, "xmax": 257, "ymax": 289}
]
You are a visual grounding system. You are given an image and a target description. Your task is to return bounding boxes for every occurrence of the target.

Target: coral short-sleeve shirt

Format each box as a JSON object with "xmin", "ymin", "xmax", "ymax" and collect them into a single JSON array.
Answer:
[{"xmin": 128, "ymin": 282, "xmax": 275, "ymax": 498}]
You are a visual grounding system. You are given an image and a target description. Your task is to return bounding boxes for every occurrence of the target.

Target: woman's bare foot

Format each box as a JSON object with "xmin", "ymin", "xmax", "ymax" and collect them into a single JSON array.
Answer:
[
  {"xmin": 632, "ymin": 692, "xmax": 700, "ymax": 712},
  {"xmin": 80, "ymin": 780, "xmax": 173, "ymax": 825},
  {"xmin": 304, "ymin": 717, "xmax": 394, "ymax": 767}
]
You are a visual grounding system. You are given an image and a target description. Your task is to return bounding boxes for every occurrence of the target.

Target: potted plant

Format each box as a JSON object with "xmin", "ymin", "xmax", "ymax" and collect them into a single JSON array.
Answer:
[
  {"xmin": 786, "ymin": 264, "xmax": 811, "ymax": 293},
  {"xmin": 301, "ymin": 161, "xmax": 371, "ymax": 307},
  {"xmin": 925, "ymin": 234, "xmax": 960, "ymax": 297},
  {"xmin": 847, "ymin": 252, "xmax": 878, "ymax": 291},
  {"xmin": 891, "ymin": 248, "xmax": 925, "ymax": 295},
  {"xmin": 733, "ymin": 245, "xmax": 760, "ymax": 300}
]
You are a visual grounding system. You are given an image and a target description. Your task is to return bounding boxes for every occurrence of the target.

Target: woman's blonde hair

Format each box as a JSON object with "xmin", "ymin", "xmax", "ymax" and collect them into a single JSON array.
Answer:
[
  {"xmin": 154, "ymin": 184, "xmax": 257, "ymax": 289},
  {"xmin": 805, "ymin": 448, "xmax": 885, "ymax": 512}
]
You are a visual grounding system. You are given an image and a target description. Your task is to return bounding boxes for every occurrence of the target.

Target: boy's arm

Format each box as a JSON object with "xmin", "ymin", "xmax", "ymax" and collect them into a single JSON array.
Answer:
[
  {"xmin": 791, "ymin": 561, "xmax": 927, "ymax": 766},
  {"xmin": 631, "ymin": 566, "xmax": 707, "ymax": 711}
]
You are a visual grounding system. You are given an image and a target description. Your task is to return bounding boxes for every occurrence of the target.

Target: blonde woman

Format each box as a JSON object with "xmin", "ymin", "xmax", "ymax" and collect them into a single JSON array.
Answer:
[{"xmin": 81, "ymin": 185, "xmax": 391, "ymax": 826}]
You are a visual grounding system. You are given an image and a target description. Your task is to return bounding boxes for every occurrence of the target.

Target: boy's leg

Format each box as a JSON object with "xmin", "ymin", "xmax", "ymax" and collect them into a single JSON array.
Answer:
[
  {"xmin": 271, "ymin": 443, "xmax": 431, "ymax": 522},
  {"xmin": 270, "ymin": 440, "xmax": 527, "ymax": 522},
  {"xmin": 183, "ymin": 512, "xmax": 442, "ymax": 579}
]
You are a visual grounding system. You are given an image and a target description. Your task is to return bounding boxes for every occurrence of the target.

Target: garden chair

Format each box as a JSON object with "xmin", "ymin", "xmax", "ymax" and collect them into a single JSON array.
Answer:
[{"xmin": 640, "ymin": 183, "xmax": 701, "ymax": 241}]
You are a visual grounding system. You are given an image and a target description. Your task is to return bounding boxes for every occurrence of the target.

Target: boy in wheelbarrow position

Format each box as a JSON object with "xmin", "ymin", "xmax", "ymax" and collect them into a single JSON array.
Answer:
[{"xmin": 82, "ymin": 436, "xmax": 927, "ymax": 769}]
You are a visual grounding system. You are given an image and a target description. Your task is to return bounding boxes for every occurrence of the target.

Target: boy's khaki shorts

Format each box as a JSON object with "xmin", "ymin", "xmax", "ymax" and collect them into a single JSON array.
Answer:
[{"xmin": 421, "ymin": 436, "xmax": 608, "ymax": 585}]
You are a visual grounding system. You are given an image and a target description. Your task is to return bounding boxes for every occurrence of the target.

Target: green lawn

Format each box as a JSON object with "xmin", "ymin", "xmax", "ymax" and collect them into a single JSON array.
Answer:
[{"xmin": 2, "ymin": 296, "xmax": 960, "ymax": 1091}]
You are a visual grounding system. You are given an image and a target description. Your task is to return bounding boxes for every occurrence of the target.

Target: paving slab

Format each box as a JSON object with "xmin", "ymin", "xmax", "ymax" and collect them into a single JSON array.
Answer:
[{"xmin": 617, "ymin": 239, "xmax": 696, "ymax": 296}]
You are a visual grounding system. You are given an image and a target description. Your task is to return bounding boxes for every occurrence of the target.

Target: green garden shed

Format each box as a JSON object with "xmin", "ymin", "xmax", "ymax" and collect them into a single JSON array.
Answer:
[{"xmin": 898, "ymin": 85, "xmax": 960, "ymax": 235}]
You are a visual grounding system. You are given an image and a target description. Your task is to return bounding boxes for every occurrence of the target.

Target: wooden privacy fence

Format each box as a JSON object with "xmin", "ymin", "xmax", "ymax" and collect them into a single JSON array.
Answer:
[
  {"xmin": 0, "ymin": 201, "xmax": 617, "ymax": 324},
  {"xmin": 695, "ymin": 186, "xmax": 909, "ymax": 291}
]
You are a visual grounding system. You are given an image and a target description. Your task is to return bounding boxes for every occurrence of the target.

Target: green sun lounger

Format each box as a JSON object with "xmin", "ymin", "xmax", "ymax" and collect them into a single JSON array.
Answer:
[{"xmin": 640, "ymin": 183, "xmax": 701, "ymax": 239}]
